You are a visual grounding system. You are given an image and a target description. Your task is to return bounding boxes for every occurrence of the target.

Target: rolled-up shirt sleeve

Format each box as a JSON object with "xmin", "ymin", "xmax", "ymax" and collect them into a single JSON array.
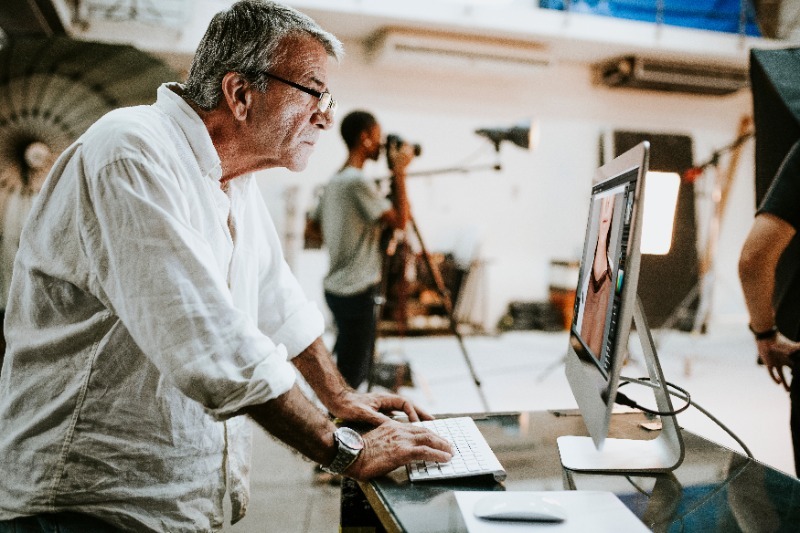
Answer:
[
  {"xmin": 249, "ymin": 184, "xmax": 324, "ymax": 357},
  {"xmin": 79, "ymin": 155, "xmax": 297, "ymax": 418}
]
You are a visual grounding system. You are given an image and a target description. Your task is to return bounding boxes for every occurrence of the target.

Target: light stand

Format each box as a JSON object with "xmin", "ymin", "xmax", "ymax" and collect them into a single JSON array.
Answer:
[
  {"xmin": 368, "ymin": 122, "xmax": 534, "ymax": 412},
  {"xmin": 657, "ymin": 120, "xmax": 753, "ymax": 347}
]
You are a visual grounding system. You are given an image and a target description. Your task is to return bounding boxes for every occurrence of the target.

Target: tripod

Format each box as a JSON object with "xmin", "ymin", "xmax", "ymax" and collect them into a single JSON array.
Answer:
[{"xmin": 367, "ymin": 173, "xmax": 491, "ymax": 412}]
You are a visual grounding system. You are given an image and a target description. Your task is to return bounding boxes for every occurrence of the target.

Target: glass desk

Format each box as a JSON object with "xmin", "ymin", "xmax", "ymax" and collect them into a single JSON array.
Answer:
[{"xmin": 340, "ymin": 410, "xmax": 800, "ymax": 532}]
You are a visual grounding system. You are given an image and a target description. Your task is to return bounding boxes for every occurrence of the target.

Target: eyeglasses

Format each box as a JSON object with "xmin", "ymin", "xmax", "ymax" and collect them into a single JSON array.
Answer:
[{"xmin": 259, "ymin": 71, "xmax": 337, "ymax": 117}]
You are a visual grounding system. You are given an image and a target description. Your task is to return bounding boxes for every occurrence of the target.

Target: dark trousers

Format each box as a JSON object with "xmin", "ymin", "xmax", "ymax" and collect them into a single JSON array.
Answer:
[
  {"xmin": 0, "ymin": 513, "xmax": 119, "ymax": 532},
  {"xmin": 792, "ymin": 353, "xmax": 800, "ymax": 477},
  {"xmin": 325, "ymin": 285, "xmax": 379, "ymax": 390}
]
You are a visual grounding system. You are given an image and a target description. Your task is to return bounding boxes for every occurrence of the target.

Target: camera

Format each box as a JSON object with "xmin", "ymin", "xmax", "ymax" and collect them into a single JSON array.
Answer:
[{"xmin": 385, "ymin": 134, "xmax": 422, "ymax": 157}]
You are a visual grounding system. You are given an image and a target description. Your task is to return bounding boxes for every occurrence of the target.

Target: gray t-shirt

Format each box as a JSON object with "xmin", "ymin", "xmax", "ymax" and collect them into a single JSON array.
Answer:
[{"xmin": 314, "ymin": 166, "xmax": 391, "ymax": 296}]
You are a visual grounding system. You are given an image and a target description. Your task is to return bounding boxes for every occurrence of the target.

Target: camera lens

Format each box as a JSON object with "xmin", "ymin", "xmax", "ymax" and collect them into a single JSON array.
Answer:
[{"xmin": 386, "ymin": 134, "xmax": 422, "ymax": 157}]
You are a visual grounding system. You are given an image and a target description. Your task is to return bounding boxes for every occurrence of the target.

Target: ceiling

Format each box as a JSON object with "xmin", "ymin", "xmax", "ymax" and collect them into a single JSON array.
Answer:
[
  {"xmin": 1, "ymin": 0, "xmax": 797, "ymax": 39},
  {"xmin": 1, "ymin": 1, "xmax": 798, "ymax": 70}
]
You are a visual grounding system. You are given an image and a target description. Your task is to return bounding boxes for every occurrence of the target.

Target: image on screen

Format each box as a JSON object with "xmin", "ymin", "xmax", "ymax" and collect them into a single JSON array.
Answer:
[{"xmin": 571, "ymin": 172, "xmax": 637, "ymax": 377}]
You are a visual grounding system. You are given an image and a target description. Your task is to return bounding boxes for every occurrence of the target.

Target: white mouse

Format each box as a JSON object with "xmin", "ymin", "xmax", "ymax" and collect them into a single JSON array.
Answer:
[{"xmin": 473, "ymin": 493, "xmax": 567, "ymax": 523}]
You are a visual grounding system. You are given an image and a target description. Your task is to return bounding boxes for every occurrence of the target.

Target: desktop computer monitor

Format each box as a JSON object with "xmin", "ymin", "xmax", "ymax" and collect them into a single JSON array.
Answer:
[{"xmin": 557, "ymin": 141, "xmax": 684, "ymax": 473}]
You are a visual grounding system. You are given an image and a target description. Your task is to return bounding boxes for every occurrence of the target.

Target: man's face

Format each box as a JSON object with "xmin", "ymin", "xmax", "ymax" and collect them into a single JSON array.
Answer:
[
  {"xmin": 365, "ymin": 123, "xmax": 382, "ymax": 161},
  {"xmin": 249, "ymin": 34, "xmax": 334, "ymax": 171}
]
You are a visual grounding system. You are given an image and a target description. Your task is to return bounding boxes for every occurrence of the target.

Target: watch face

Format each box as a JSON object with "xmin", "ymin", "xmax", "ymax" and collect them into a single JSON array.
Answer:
[{"xmin": 338, "ymin": 427, "xmax": 364, "ymax": 450}]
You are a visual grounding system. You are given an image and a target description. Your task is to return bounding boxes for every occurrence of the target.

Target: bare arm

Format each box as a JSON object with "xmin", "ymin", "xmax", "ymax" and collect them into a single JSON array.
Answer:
[
  {"xmin": 292, "ymin": 337, "xmax": 433, "ymax": 424},
  {"xmin": 248, "ymin": 340, "xmax": 450, "ymax": 480},
  {"xmin": 739, "ymin": 213, "xmax": 794, "ymax": 332},
  {"xmin": 380, "ymin": 144, "xmax": 414, "ymax": 230},
  {"xmin": 244, "ymin": 384, "xmax": 338, "ymax": 466},
  {"xmin": 739, "ymin": 213, "xmax": 800, "ymax": 389},
  {"xmin": 243, "ymin": 383, "xmax": 451, "ymax": 480}
]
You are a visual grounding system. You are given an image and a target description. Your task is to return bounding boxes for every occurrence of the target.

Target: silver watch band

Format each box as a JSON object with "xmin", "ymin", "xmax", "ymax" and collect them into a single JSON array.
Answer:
[{"xmin": 322, "ymin": 427, "xmax": 363, "ymax": 475}]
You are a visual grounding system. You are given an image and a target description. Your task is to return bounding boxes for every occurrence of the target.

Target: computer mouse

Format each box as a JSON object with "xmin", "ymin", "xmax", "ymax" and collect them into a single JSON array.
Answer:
[{"xmin": 473, "ymin": 493, "xmax": 567, "ymax": 523}]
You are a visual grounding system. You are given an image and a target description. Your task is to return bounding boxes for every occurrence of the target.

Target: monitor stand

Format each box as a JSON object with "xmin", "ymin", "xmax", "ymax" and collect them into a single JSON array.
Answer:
[{"xmin": 557, "ymin": 296, "xmax": 685, "ymax": 473}]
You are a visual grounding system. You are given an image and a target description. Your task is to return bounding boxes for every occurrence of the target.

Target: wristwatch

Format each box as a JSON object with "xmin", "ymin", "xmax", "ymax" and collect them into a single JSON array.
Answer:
[
  {"xmin": 749, "ymin": 323, "xmax": 778, "ymax": 341},
  {"xmin": 321, "ymin": 427, "xmax": 364, "ymax": 475}
]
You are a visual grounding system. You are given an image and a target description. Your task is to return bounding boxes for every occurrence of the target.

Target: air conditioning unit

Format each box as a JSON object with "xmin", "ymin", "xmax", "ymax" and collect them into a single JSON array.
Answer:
[
  {"xmin": 598, "ymin": 56, "xmax": 749, "ymax": 96},
  {"xmin": 365, "ymin": 28, "xmax": 551, "ymax": 76}
]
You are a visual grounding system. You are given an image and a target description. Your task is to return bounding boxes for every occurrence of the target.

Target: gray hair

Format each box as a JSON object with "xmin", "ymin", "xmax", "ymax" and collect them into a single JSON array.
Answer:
[{"xmin": 184, "ymin": 0, "xmax": 343, "ymax": 110}]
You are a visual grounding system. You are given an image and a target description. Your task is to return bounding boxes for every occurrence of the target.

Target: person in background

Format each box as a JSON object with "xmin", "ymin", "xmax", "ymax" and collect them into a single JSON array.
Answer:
[
  {"xmin": 0, "ymin": 3, "xmax": 451, "ymax": 532},
  {"xmin": 739, "ymin": 140, "xmax": 800, "ymax": 477},
  {"xmin": 310, "ymin": 110, "xmax": 413, "ymax": 390}
]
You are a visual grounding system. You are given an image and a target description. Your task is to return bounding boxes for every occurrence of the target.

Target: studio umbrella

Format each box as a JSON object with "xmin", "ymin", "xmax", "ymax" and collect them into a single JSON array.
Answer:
[
  {"xmin": 0, "ymin": 35, "xmax": 177, "ymax": 193},
  {"xmin": 0, "ymin": 36, "xmax": 177, "ymax": 305}
]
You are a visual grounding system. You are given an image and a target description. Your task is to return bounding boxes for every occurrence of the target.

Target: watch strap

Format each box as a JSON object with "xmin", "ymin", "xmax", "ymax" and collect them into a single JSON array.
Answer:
[
  {"xmin": 322, "ymin": 428, "xmax": 362, "ymax": 475},
  {"xmin": 749, "ymin": 323, "xmax": 778, "ymax": 340}
]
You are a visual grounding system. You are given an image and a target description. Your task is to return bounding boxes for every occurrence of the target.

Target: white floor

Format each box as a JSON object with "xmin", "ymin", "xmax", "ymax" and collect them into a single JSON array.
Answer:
[{"xmin": 224, "ymin": 325, "xmax": 796, "ymax": 532}]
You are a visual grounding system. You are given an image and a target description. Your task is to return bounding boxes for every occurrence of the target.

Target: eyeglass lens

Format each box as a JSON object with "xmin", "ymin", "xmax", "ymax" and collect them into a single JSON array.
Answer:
[{"xmin": 319, "ymin": 92, "xmax": 337, "ymax": 116}]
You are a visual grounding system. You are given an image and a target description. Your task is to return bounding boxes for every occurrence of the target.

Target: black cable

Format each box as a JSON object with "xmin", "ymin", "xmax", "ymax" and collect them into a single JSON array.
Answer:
[
  {"xmin": 618, "ymin": 375, "xmax": 753, "ymax": 458},
  {"xmin": 624, "ymin": 475, "xmax": 652, "ymax": 497},
  {"xmin": 615, "ymin": 376, "xmax": 692, "ymax": 416}
]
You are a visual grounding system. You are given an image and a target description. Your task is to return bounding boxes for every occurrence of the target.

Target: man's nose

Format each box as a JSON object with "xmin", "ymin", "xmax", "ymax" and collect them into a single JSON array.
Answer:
[{"xmin": 313, "ymin": 109, "xmax": 334, "ymax": 130}]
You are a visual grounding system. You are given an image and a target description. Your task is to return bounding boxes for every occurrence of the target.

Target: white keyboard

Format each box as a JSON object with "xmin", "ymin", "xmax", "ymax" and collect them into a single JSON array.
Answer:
[{"xmin": 406, "ymin": 417, "xmax": 507, "ymax": 482}]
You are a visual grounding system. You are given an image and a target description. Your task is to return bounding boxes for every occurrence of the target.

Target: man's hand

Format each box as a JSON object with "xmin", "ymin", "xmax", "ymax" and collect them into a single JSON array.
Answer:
[
  {"xmin": 344, "ymin": 420, "xmax": 453, "ymax": 480},
  {"xmin": 387, "ymin": 142, "xmax": 415, "ymax": 174},
  {"xmin": 328, "ymin": 389, "xmax": 433, "ymax": 426},
  {"xmin": 758, "ymin": 333, "xmax": 800, "ymax": 391}
]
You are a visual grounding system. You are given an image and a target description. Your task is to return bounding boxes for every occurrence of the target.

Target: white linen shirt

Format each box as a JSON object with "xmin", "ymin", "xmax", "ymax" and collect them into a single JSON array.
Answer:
[{"xmin": 0, "ymin": 83, "xmax": 324, "ymax": 532}]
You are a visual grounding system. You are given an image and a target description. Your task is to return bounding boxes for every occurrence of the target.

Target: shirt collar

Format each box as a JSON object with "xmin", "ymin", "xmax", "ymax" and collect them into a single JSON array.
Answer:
[{"xmin": 154, "ymin": 82, "xmax": 222, "ymax": 182}]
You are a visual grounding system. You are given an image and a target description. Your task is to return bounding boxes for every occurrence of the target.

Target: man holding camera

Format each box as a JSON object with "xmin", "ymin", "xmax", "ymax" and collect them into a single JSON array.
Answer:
[{"xmin": 311, "ymin": 110, "xmax": 414, "ymax": 391}]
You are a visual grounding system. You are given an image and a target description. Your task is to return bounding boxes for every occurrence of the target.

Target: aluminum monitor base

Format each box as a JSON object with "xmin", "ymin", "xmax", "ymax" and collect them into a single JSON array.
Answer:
[{"xmin": 558, "ymin": 297, "xmax": 685, "ymax": 473}]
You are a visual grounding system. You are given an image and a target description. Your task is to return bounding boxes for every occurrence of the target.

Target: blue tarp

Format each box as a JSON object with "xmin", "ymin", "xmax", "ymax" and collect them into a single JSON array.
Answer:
[{"xmin": 540, "ymin": 0, "xmax": 761, "ymax": 37}]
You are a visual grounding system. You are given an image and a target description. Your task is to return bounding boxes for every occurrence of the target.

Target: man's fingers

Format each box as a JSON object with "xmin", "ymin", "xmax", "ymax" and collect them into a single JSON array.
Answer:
[
  {"xmin": 768, "ymin": 365, "xmax": 782, "ymax": 385},
  {"xmin": 777, "ymin": 367, "xmax": 791, "ymax": 392},
  {"xmin": 400, "ymin": 399, "xmax": 421, "ymax": 423},
  {"xmin": 360, "ymin": 408, "xmax": 391, "ymax": 426},
  {"xmin": 413, "ymin": 445, "xmax": 452, "ymax": 464},
  {"xmin": 382, "ymin": 396, "xmax": 420, "ymax": 422},
  {"xmin": 372, "ymin": 393, "xmax": 428, "ymax": 423},
  {"xmin": 411, "ymin": 402, "xmax": 433, "ymax": 422},
  {"xmin": 410, "ymin": 426, "xmax": 453, "ymax": 455}
]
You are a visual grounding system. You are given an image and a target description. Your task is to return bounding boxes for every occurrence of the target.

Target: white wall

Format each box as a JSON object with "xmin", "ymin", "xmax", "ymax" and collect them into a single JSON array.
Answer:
[{"xmin": 256, "ymin": 38, "xmax": 755, "ymax": 332}]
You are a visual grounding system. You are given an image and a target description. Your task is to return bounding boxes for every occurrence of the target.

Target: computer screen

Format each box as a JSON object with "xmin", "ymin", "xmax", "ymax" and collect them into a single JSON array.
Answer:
[
  {"xmin": 559, "ymin": 141, "xmax": 684, "ymax": 473},
  {"xmin": 571, "ymin": 171, "xmax": 637, "ymax": 377}
]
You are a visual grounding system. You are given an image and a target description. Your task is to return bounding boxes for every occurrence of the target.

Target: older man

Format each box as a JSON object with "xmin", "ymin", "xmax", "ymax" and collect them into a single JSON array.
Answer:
[{"xmin": 0, "ymin": 2, "xmax": 451, "ymax": 532}]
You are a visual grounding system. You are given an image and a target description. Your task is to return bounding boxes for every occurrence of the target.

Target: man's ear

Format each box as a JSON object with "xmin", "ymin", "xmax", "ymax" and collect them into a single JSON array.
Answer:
[
  {"xmin": 361, "ymin": 131, "xmax": 373, "ymax": 149},
  {"xmin": 220, "ymin": 72, "xmax": 252, "ymax": 121}
]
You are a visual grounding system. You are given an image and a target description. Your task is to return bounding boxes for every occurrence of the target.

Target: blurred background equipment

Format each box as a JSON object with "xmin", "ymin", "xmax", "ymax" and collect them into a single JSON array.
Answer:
[
  {"xmin": 373, "ymin": 122, "xmax": 537, "ymax": 407},
  {"xmin": 0, "ymin": 35, "xmax": 176, "ymax": 203},
  {"xmin": 378, "ymin": 120, "xmax": 537, "ymax": 336},
  {"xmin": 0, "ymin": 35, "xmax": 176, "ymax": 171},
  {"xmin": 475, "ymin": 120, "xmax": 536, "ymax": 152}
]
